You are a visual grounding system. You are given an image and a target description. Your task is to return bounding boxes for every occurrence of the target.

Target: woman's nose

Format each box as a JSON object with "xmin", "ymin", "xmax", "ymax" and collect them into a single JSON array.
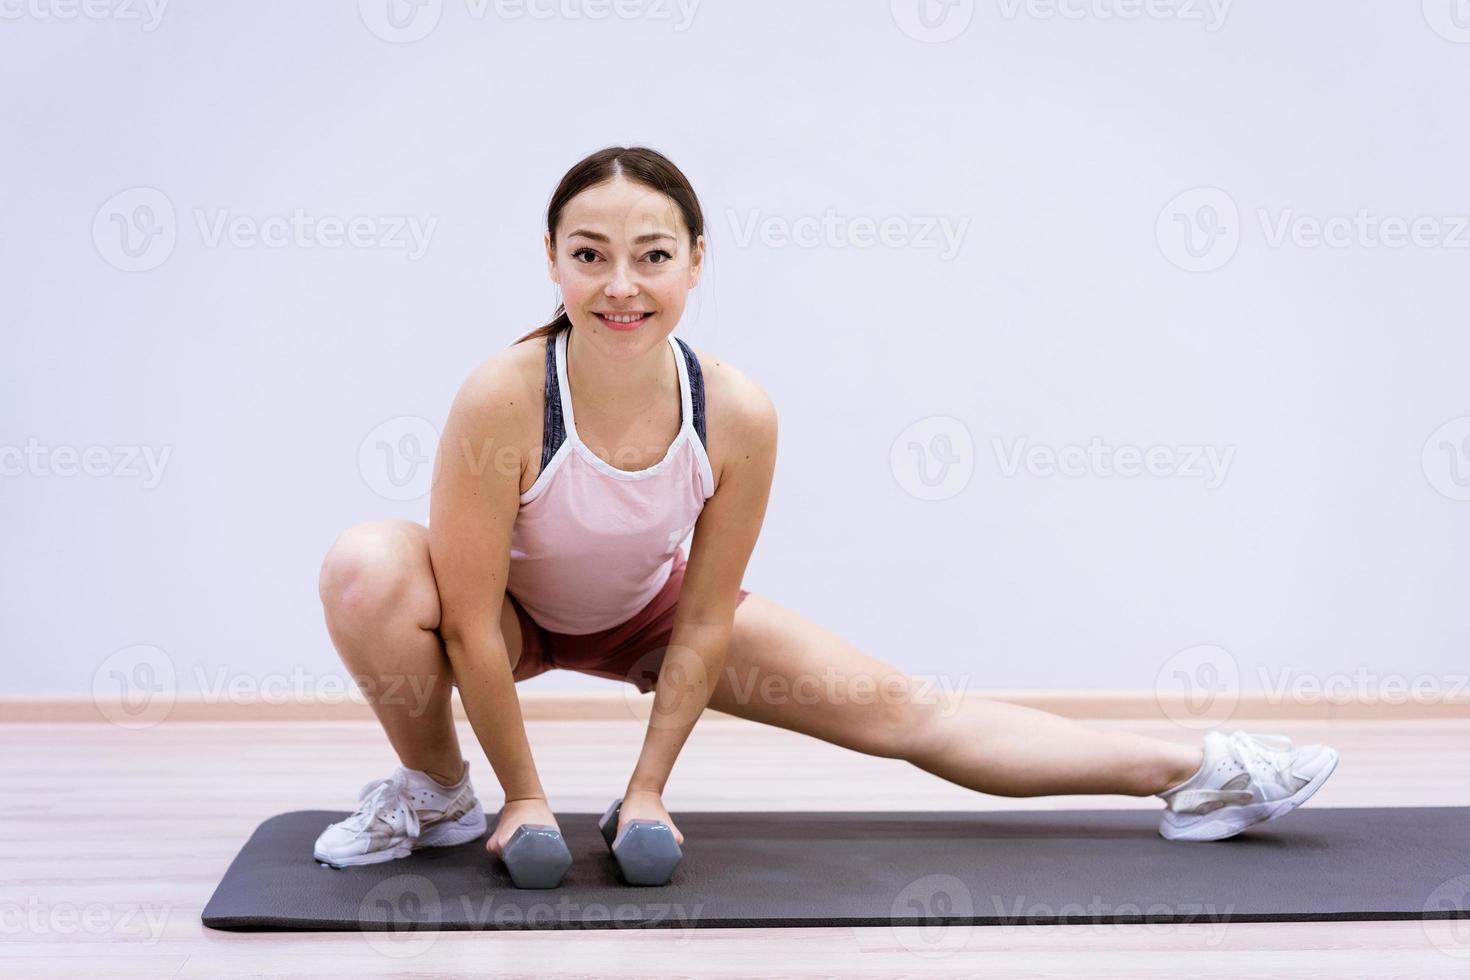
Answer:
[{"xmin": 604, "ymin": 262, "xmax": 638, "ymax": 298}]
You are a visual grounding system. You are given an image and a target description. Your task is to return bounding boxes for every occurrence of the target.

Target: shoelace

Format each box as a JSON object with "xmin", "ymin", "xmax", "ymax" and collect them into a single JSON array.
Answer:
[
  {"xmin": 1166, "ymin": 732, "xmax": 1299, "ymax": 814},
  {"xmin": 339, "ymin": 770, "xmax": 422, "ymax": 839},
  {"xmin": 1226, "ymin": 731, "xmax": 1305, "ymax": 791}
]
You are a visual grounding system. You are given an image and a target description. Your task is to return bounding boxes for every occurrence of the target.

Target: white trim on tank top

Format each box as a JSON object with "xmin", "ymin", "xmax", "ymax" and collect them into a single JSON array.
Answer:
[{"xmin": 518, "ymin": 326, "xmax": 716, "ymax": 505}]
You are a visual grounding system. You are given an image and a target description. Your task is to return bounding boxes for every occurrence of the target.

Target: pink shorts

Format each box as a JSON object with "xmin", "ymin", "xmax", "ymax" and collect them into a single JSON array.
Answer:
[{"xmin": 507, "ymin": 546, "xmax": 752, "ymax": 693}]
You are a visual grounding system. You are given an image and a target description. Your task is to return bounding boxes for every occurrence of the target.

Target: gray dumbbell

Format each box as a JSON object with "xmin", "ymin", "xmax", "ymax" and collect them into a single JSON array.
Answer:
[
  {"xmin": 501, "ymin": 823, "xmax": 572, "ymax": 889},
  {"xmin": 598, "ymin": 797, "xmax": 682, "ymax": 886}
]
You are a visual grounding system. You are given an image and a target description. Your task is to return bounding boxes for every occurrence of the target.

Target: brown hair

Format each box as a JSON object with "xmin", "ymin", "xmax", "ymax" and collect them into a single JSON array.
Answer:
[{"xmin": 510, "ymin": 145, "xmax": 706, "ymax": 347}]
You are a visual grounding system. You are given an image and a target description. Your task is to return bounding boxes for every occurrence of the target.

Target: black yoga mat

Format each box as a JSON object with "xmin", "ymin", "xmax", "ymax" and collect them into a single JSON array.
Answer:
[{"xmin": 201, "ymin": 807, "xmax": 1470, "ymax": 931}]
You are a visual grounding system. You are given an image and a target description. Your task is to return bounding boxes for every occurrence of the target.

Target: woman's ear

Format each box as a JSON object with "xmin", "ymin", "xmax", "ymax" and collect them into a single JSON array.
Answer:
[
  {"xmin": 687, "ymin": 234, "xmax": 705, "ymax": 289},
  {"xmin": 544, "ymin": 231, "xmax": 559, "ymax": 284}
]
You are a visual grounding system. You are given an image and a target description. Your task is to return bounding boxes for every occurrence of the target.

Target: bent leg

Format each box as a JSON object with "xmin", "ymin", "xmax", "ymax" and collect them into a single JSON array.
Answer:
[{"xmin": 318, "ymin": 518, "xmax": 524, "ymax": 785}]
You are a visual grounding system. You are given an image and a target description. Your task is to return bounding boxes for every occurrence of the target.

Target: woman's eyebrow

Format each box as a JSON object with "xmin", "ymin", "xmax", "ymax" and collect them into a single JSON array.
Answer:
[{"xmin": 566, "ymin": 229, "xmax": 676, "ymax": 244}]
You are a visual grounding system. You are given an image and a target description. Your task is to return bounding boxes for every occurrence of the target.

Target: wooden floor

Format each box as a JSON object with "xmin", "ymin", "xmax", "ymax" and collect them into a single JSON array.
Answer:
[{"xmin": 2, "ymin": 716, "xmax": 1466, "ymax": 978}]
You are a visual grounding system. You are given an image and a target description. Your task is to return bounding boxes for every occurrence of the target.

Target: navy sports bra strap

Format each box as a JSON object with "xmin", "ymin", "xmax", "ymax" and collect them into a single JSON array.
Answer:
[
  {"xmin": 541, "ymin": 329, "xmax": 706, "ymax": 469},
  {"xmin": 540, "ymin": 331, "xmax": 567, "ymax": 473},
  {"xmin": 674, "ymin": 336, "xmax": 708, "ymax": 451}
]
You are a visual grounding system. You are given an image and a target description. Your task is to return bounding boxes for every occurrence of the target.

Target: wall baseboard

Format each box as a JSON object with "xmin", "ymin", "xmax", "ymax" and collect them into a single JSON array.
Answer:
[{"xmin": 2, "ymin": 690, "xmax": 1464, "ymax": 725}]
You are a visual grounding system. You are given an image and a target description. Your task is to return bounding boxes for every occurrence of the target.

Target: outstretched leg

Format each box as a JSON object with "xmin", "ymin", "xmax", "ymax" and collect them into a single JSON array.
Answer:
[{"xmin": 704, "ymin": 592, "xmax": 1203, "ymax": 798}]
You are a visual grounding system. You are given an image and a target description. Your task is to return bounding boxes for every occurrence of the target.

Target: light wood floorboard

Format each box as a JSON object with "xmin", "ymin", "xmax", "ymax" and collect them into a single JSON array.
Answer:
[{"xmin": 1, "ymin": 718, "xmax": 1466, "ymax": 978}]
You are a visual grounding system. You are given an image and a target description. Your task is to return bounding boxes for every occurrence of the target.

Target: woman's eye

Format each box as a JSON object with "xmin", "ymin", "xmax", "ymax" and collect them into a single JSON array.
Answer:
[
  {"xmin": 572, "ymin": 248, "xmax": 599, "ymax": 263},
  {"xmin": 645, "ymin": 250, "xmax": 673, "ymax": 264}
]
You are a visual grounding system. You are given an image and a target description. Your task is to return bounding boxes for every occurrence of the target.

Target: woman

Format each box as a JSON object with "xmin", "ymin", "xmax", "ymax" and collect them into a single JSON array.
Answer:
[{"xmin": 311, "ymin": 146, "xmax": 1339, "ymax": 873}]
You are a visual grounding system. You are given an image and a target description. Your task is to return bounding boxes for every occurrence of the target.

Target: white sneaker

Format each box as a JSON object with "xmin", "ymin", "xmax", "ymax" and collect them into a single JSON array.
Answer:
[
  {"xmin": 313, "ymin": 760, "xmax": 487, "ymax": 867},
  {"xmin": 1157, "ymin": 730, "xmax": 1339, "ymax": 842}
]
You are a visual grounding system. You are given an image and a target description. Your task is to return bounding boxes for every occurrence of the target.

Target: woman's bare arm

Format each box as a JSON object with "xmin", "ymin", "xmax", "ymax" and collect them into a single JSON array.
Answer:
[{"xmin": 427, "ymin": 357, "xmax": 546, "ymax": 803}]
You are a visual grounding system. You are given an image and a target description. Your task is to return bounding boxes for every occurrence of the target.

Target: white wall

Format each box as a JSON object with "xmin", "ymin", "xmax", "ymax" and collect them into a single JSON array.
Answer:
[{"xmin": 3, "ymin": 0, "xmax": 1468, "ymax": 708}]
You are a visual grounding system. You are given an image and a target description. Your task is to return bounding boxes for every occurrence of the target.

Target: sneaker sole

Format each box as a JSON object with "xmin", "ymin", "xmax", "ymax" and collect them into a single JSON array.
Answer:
[
  {"xmin": 315, "ymin": 798, "xmax": 488, "ymax": 867},
  {"xmin": 1159, "ymin": 747, "xmax": 1339, "ymax": 842}
]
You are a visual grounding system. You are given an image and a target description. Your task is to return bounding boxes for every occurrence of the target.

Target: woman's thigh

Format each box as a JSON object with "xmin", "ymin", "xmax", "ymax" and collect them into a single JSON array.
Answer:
[{"xmin": 376, "ymin": 519, "xmax": 526, "ymax": 680}]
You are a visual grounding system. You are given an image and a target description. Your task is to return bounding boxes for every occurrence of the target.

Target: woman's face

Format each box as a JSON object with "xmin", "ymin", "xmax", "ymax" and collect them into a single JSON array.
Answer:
[{"xmin": 545, "ymin": 175, "xmax": 703, "ymax": 348}]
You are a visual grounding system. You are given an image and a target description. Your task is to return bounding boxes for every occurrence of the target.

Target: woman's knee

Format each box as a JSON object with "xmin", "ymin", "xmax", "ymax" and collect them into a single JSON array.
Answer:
[{"xmin": 319, "ymin": 520, "xmax": 439, "ymax": 630}]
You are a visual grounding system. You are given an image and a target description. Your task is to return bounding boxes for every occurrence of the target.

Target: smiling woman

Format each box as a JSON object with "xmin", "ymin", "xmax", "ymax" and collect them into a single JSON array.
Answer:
[{"xmin": 310, "ymin": 144, "xmax": 1339, "ymax": 892}]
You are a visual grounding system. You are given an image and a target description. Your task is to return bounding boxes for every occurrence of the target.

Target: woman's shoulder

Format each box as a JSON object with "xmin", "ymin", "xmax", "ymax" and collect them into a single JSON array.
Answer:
[
  {"xmin": 685, "ymin": 341, "xmax": 777, "ymax": 487},
  {"xmin": 444, "ymin": 335, "xmax": 547, "ymax": 449}
]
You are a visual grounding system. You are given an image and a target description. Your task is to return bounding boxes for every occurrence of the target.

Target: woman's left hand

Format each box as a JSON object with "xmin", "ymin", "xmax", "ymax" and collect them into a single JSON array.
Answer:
[{"xmin": 619, "ymin": 787, "xmax": 684, "ymax": 845}]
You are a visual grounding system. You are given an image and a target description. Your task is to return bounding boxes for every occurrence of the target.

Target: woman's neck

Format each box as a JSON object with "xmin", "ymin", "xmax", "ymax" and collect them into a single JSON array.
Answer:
[{"xmin": 565, "ymin": 327, "xmax": 676, "ymax": 420}]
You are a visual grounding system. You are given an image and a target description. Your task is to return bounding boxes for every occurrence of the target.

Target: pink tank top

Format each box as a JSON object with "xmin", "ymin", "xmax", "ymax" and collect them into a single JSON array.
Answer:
[{"xmin": 506, "ymin": 326, "xmax": 717, "ymax": 634}]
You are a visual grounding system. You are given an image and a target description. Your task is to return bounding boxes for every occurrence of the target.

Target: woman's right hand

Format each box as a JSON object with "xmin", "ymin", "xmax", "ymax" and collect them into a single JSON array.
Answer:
[{"xmin": 485, "ymin": 796, "xmax": 561, "ymax": 859}]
